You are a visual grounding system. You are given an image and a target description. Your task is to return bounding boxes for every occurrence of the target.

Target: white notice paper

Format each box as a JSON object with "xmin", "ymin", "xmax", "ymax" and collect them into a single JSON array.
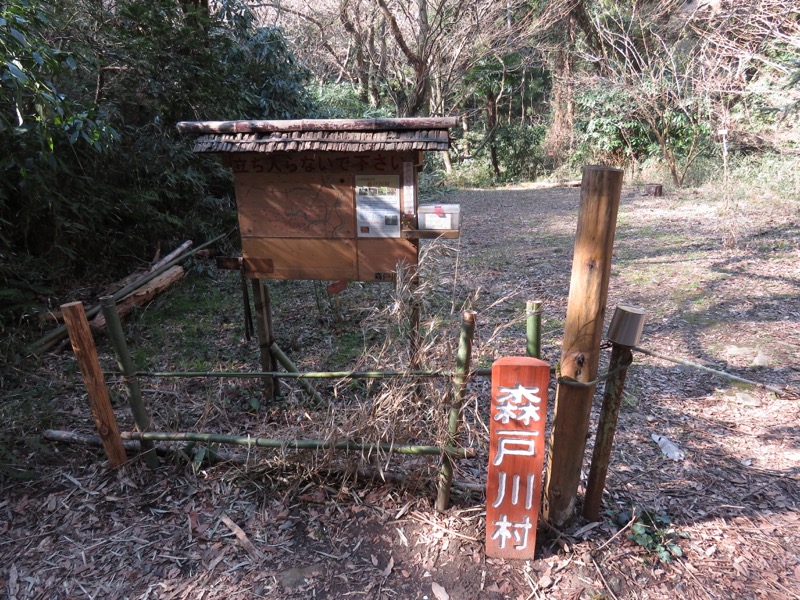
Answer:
[{"xmin": 355, "ymin": 175, "xmax": 401, "ymax": 238}]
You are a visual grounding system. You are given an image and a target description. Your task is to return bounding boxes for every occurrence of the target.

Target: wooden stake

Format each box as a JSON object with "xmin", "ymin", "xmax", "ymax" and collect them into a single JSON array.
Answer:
[
  {"xmin": 251, "ymin": 279, "xmax": 277, "ymax": 401},
  {"xmin": 61, "ymin": 301, "xmax": 127, "ymax": 468},
  {"xmin": 543, "ymin": 165, "xmax": 623, "ymax": 527},
  {"xmin": 582, "ymin": 344, "xmax": 632, "ymax": 521},
  {"xmin": 100, "ymin": 296, "xmax": 159, "ymax": 469},
  {"xmin": 436, "ymin": 310, "xmax": 476, "ymax": 512}
]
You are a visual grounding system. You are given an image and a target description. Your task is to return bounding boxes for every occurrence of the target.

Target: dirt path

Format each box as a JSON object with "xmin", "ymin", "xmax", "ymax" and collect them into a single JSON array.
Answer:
[{"xmin": 1, "ymin": 183, "xmax": 798, "ymax": 599}]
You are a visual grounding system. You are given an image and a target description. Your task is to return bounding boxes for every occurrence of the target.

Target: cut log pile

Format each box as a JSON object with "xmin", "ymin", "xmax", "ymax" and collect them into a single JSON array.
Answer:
[
  {"xmin": 89, "ymin": 265, "xmax": 185, "ymax": 331},
  {"xmin": 28, "ymin": 235, "xmax": 225, "ymax": 355}
]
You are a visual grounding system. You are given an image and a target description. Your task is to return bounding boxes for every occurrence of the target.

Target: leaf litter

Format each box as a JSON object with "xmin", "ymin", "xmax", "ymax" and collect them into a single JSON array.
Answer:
[{"xmin": 0, "ymin": 183, "xmax": 798, "ymax": 599}]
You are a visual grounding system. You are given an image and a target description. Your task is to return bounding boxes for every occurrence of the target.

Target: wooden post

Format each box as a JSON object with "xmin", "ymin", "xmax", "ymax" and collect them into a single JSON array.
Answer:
[
  {"xmin": 100, "ymin": 296, "xmax": 159, "ymax": 469},
  {"xmin": 61, "ymin": 301, "xmax": 127, "ymax": 468},
  {"xmin": 436, "ymin": 310, "xmax": 476, "ymax": 512},
  {"xmin": 526, "ymin": 300, "xmax": 542, "ymax": 359},
  {"xmin": 543, "ymin": 165, "xmax": 623, "ymax": 527},
  {"xmin": 485, "ymin": 357, "xmax": 550, "ymax": 559},
  {"xmin": 251, "ymin": 279, "xmax": 277, "ymax": 401},
  {"xmin": 582, "ymin": 344, "xmax": 632, "ymax": 521}
]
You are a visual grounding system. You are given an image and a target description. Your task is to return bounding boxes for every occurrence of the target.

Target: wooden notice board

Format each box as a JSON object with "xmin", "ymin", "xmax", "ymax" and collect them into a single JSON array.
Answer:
[
  {"xmin": 485, "ymin": 357, "xmax": 550, "ymax": 559},
  {"xmin": 229, "ymin": 151, "xmax": 420, "ymax": 282}
]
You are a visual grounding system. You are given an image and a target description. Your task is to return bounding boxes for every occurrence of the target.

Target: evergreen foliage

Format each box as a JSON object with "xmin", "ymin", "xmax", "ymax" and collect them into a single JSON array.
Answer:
[{"xmin": 0, "ymin": 0, "xmax": 311, "ymax": 321}]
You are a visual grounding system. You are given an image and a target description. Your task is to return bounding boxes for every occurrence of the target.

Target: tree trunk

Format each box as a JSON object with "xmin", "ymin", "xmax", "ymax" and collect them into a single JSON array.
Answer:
[
  {"xmin": 487, "ymin": 95, "xmax": 500, "ymax": 177},
  {"xmin": 546, "ymin": 17, "xmax": 576, "ymax": 164}
]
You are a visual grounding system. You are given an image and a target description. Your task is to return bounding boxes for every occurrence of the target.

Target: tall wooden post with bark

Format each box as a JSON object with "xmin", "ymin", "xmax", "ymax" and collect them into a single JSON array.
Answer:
[{"xmin": 543, "ymin": 166, "xmax": 623, "ymax": 527}]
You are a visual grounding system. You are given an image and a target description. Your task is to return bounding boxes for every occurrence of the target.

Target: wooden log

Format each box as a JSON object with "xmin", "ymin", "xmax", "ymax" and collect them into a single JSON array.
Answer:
[
  {"xmin": 436, "ymin": 311, "xmax": 476, "ymax": 512},
  {"xmin": 176, "ymin": 117, "xmax": 459, "ymax": 135},
  {"xmin": 543, "ymin": 165, "xmax": 623, "ymax": 528},
  {"xmin": 61, "ymin": 301, "xmax": 127, "ymax": 468},
  {"xmin": 30, "ymin": 233, "xmax": 225, "ymax": 354},
  {"xmin": 582, "ymin": 344, "xmax": 633, "ymax": 521},
  {"xmin": 100, "ymin": 296, "xmax": 159, "ymax": 469},
  {"xmin": 485, "ymin": 357, "xmax": 550, "ymax": 559},
  {"xmin": 90, "ymin": 266, "xmax": 185, "ymax": 330},
  {"xmin": 96, "ymin": 240, "xmax": 192, "ymax": 300}
]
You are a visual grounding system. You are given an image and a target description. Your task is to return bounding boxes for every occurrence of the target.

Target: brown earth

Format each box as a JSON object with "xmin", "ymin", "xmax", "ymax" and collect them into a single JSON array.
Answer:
[{"xmin": 1, "ymin": 181, "xmax": 798, "ymax": 599}]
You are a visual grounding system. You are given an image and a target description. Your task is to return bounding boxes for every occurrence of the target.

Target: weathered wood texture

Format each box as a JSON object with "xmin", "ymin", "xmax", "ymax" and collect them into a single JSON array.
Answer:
[
  {"xmin": 177, "ymin": 117, "xmax": 459, "ymax": 134},
  {"xmin": 242, "ymin": 238, "xmax": 357, "ymax": 281},
  {"xmin": 223, "ymin": 152, "xmax": 417, "ymax": 175},
  {"xmin": 236, "ymin": 173, "xmax": 354, "ymax": 238},
  {"xmin": 61, "ymin": 301, "xmax": 127, "ymax": 468},
  {"xmin": 486, "ymin": 357, "xmax": 550, "ymax": 559},
  {"xmin": 233, "ymin": 154, "xmax": 420, "ymax": 282},
  {"xmin": 357, "ymin": 238, "xmax": 418, "ymax": 281},
  {"xmin": 583, "ymin": 344, "xmax": 633, "ymax": 521},
  {"xmin": 90, "ymin": 266, "xmax": 185, "ymax": 330},
  {"xmin": 543, "ymin": 165, "xmax": 623, "ymax": 527},
  {"xmin": 192, "ymin": 130, "xmax": 450, "ymax": 153}
]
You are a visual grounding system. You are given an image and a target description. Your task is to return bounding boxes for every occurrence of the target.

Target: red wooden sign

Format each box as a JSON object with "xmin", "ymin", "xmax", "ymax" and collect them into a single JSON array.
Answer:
[{"xmin": 485, "ymin": 357, "xmax": 550, "ymax": 559}]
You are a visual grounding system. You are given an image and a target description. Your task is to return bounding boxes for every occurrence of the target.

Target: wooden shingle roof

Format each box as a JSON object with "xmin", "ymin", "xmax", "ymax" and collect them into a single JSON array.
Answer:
[{"xmin": 176, "ymin": 118, "xmax": 457, "ymax": 153}]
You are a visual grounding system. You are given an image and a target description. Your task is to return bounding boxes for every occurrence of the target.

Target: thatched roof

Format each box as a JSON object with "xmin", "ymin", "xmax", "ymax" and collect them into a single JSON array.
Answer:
[{"xmin": 176, "ymin": 118, "xmax": 457, "ymax": 153}]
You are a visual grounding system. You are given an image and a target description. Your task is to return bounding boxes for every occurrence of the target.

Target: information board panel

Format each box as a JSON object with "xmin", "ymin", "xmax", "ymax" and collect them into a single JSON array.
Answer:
[{"xmin": 355, "ymin": 175, "xmax": 401, "ymax": 238}]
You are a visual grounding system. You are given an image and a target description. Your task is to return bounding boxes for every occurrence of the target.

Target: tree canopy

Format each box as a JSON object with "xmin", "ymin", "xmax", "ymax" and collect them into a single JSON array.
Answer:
[
  {"xmin": 1, "ymin": 0, "xmax": 797, "ymax": 319},
  {"xmin": 0, "ymin": 0, "xmax": 311, "ymax": 318}
]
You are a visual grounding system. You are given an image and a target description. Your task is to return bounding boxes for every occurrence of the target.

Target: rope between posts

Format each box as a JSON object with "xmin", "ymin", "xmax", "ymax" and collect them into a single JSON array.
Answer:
[{"xmin": 557, "ymin": 351, "xmax": 634, "ymax": 389}]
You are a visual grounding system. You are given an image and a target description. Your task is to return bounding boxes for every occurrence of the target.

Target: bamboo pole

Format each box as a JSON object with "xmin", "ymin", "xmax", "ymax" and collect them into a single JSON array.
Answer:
[
  {"xmin": 124, "ymin": 431, "xmax": 476, "ymax": 457},
  {"xmin": 526, "ymin": 300, "xmax": 542, "ymax": 359},
  {"xmin": 61, "ymin": 302, "xmax": 127, "ymax": 468},
  {"xmin": 633, "ymin": 346, "xmax": 786, "ymax": 396},
  {"xmin": 582, "ymin": 344, "xmax": 633, "ymax": 521},
  {"xmin": 30, "ymin": 233, "xmax": 227, "ymax": 354},
  {"xmin": 148, "ymin": 240, "xmax": 193, "ymax": 272},
  {"xmin": 100, "ymin": 296, "xmax": 158, "ymax": 469},
  {"xmin": 436, "ymin": 310, "xmax": 477, "ymax": 512},
  {"xmin": 544, "ymin": 166, "xmax": 623, "ymax": 527},
  {"xmin": 130, "ymin": 369, "xmax": 456, "ymax": 379},
  {"xmin": 269, "ymin": 342, "xmax": 326, "ymax": 405}
]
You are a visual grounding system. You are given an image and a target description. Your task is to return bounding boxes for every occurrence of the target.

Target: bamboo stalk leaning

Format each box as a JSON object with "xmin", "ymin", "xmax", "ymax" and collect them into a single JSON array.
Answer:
[{"xmin": 100, "ymin": 296, "xmax": 159, "ymax": 469}]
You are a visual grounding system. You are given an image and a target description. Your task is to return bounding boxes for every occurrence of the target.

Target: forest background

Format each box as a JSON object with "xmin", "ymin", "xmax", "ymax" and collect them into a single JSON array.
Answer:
[{"xmin": 1, "ymin": 0, "xmax": 798, "ymax": 329}]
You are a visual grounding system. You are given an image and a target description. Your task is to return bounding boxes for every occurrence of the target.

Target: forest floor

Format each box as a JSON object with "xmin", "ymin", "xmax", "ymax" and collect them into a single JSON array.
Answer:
[{"xmin": 1, "ymin": 181, "xmax": 799, "ymax": 599}]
